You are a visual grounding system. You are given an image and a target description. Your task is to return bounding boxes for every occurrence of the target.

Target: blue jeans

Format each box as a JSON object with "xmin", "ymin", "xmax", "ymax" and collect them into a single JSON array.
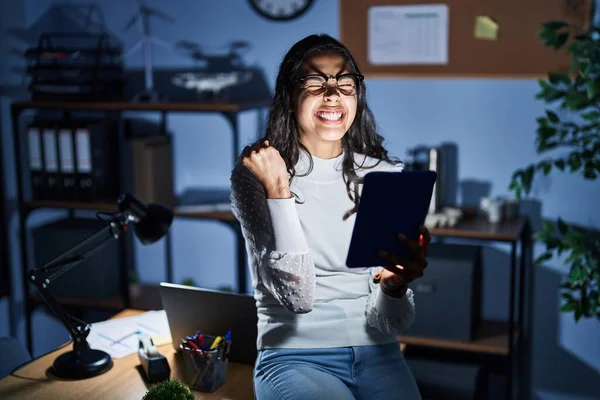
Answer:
[{"xmin": 253, "ymin": 342, "xmax": 421, "ymax": 399}]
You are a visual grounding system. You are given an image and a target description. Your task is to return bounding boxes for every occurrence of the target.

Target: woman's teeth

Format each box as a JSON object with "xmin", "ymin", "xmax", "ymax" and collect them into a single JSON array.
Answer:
[{"xmin": 316, "ymin": 112, "xmax": 343, "ymax": 121}]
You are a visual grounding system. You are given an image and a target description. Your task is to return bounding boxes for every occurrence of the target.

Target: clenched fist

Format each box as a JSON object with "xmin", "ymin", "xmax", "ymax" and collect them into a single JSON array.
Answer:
[{"xmin": 242, "ymin": 140, "xmax": 291, "ymax": 199}]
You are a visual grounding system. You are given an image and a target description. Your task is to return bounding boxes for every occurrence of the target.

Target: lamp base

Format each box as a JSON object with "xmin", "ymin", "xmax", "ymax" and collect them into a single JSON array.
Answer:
[{"xmin": 52, "ymin": 348, "xmax": 113, "ymax": 379}]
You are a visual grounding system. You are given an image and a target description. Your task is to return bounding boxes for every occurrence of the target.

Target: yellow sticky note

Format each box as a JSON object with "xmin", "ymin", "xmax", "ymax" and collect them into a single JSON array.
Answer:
[
  {"xmin": 474, "ymin": 16, "xmax": 498, "ymax": 40},
  {"xmin": 150, "ymin": 334, "xmax": 172, "ymax": 347}
]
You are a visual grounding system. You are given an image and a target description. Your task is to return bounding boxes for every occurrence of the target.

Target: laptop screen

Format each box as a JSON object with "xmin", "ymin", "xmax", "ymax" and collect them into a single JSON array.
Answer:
[{"xmin": 159, "ymin": 282, "xmax": 258, "ymax": 365}]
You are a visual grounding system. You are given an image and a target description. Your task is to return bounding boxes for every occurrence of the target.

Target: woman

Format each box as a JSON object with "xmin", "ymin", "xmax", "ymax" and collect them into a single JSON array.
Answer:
[{"xmin": 230, "ymin": 34, "xmax": 428, "ymax": 399}]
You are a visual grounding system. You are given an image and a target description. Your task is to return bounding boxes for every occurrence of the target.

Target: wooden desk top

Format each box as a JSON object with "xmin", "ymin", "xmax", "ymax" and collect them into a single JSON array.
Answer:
[
  {"xmin": 0, "ymin": 310, "xmax": 254, "ymax": 400},
  {"xmin": 429, "ymin": 216, "xmax": 527, "ymax": 243}
]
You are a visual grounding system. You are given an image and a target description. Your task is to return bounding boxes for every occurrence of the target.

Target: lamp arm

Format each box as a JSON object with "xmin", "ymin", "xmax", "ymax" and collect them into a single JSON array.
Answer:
[{"xmin": 28, "ymin": 216, "xmax": 128, "ymax": 343}]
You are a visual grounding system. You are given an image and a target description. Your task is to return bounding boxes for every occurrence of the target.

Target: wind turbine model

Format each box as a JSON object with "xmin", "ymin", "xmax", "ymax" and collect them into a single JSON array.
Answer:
[{"xmin": 123, "ymin": 0, "xmax": 174, "ymax": 102}]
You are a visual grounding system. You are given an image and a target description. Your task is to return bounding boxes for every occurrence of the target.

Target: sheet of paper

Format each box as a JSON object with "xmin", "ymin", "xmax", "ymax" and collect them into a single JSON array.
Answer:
[
  {"xmin": 368, "ymin": 4, "xmax": 449, "ymax": 65},
  {"xmin": 474, "ymin": 16, "xmax": 498, "ymax": 40},
  {"xmin": 87, "ymin": 310, "xmax": 172, "ymax": 359}
]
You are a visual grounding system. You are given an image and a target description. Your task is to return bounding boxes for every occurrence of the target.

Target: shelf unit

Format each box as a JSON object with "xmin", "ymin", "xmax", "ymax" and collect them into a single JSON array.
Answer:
[
  {"xmin": 10, "ymin": 99, "xmax": 269, "ymax": 356},
  {"xmin": 400, "ymin": 216, "xmax": 533, "ymax": 400}
]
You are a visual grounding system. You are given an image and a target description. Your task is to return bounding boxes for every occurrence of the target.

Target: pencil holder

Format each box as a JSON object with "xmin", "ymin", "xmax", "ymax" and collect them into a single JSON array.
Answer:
[{"xmin": 180, "ymin": 334, "xmax": 230, "ymax": 392}]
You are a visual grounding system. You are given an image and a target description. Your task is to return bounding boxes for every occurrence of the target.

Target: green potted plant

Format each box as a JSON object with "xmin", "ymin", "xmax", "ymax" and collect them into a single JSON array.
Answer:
[
  {"xmin": 141, "ymin": 379, "xmax": 195, "ymax": 400},
  {"xmin": 181, "ymin": 277, "xmax": 197, "ymax": 287},
  {"xmin": 217, "ymin": 285, "xmax": 233, "ymax": 292},
  {"xmin": 509, "ymin": 20, "xmax": 600, "ymax": 321}
]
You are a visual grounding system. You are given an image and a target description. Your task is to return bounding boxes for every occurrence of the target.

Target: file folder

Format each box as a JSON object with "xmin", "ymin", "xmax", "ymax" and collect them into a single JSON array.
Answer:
[
  {"xmin": 42, "ymin": 126, "xmax": 61, "ymax": 200},
  {"xmin": 74, "ymin": 120, "xmax": 119, "ymax": 202},
  {"xmin": 74, "ymin": 126, "xmax": 94, "ymax": 202},
  {"xmin": 27, "ymin": 125, "xmax": 45, "ymax": 200},
  {"xmin": 58, "ymin": 127, "xmax": 77, "ymax": 201}
]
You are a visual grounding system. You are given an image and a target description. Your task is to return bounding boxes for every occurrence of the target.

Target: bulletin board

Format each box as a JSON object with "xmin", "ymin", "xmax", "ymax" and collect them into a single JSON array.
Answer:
[{"xmin": 340, "ymin": 0, "xmax": 593, "ymax": 78}]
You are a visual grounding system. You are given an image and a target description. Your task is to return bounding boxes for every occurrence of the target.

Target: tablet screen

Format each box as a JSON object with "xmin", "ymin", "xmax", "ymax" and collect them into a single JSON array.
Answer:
[{"xmin": 346, "ymin": 170, "xmax": 437, "ymax": 269}]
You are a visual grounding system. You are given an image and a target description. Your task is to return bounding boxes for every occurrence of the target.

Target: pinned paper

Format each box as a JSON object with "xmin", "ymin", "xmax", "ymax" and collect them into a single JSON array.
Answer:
[
  {"xmin": 474, "ymin": 16, "xmax": 498, "ymax": 40},
  {"xmin": 368, "ymin": 4, "xmax": 449, "ymax": 65}
]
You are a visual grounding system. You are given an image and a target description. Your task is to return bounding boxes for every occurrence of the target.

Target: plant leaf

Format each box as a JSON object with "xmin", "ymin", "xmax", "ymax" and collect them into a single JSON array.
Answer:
[
  {"xmin": 535, "ymin": 252, "xmax": 553, "ymax": 264},
  {"xmin": 557, "ymin": 218, "xmax": 569, "ymax": 234},
  {"xmin": 560, "ymin": 298, "xmax": 577, "ymax": 312},
  {"xmin": 587, "ymin": 78, "xmax": 600, "ymax": 99},
  {"xmin": 542, "ymin": 21, "xmax": 569, "ymax": 31},
  {"xmin": 554, "ymin": 33, "xmax": 570, "ymax": 49},
  {"xmin": 569, "ymin": 264, "xmax": 583, "ymax": 282},
  {"xmin": 548, "ymin": 73, "xmax": 571, "ymax": 85},
  {"xmin": 542, "ymin": 220, "xmax": 555, "ymax": 233},
  {"xmin": 561, "ymin": 292, "xmax": 574, "ymax": 300},
  {"xmin": 581, "ymin": 111, "xmax": 600, "ymax": 121},
  {"xmin": 569, "ymin": 157, "xmax": 582, "ymax": 172},
  {"xmin": 546, "ymin": 110, "xmax": 560, "ymax": 123},
  {"xmin": 521, "ymin": 165, "xmax": 535, "ymax": 194},
  {"xmin": 546, "ymin": 237, "xmax": 562, "ymax": 250}
]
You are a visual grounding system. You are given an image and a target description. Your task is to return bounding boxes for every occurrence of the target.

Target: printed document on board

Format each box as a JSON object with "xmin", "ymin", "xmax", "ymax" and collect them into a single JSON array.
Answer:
[{"xmin": 368, "ymin": 4, "xmax": 449, "ymax": 65}]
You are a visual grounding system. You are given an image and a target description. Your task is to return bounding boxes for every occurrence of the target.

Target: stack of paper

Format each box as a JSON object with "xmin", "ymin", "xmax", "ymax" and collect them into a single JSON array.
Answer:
[{"xmin": 87, "ymin": 310, "xmax": 172, "ymax": 359}]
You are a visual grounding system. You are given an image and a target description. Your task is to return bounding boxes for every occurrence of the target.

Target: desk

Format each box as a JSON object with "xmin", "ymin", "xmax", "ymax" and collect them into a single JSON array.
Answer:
[
  {"xmin": 0, "ymin": 309, "xmax": 255, "ymax": 400},
  {"xmin": 401, "ymin": 216, "xmax": 532, "ymax": 400}
]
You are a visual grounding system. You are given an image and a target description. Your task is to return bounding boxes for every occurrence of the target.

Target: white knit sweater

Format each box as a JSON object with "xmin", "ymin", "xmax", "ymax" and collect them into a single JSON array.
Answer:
[{"xmin": 230, "ymin": 150, "xmax": 415, "ymax": 350}]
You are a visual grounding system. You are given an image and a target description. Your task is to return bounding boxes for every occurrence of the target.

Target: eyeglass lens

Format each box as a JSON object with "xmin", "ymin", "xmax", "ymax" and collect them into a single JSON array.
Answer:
[{"xmin": 302, "ymin": 75, "xmax": 358, "ymax": 96}]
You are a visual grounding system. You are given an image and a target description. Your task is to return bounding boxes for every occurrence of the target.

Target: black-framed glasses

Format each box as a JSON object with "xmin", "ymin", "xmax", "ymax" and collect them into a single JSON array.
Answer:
[{"xmin": 297, "ymin": 73, "xmax": 364, "ymax": 96}]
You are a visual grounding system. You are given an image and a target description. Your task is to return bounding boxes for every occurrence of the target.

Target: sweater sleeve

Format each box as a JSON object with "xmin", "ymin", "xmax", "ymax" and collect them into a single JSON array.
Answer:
[
  {"xmin": 230, "ymin": 162, "xmax": 315, "ymax": 314},
  {"xmin": 364, "ymin": 269, "xmax": 416, "ymax": 335}
]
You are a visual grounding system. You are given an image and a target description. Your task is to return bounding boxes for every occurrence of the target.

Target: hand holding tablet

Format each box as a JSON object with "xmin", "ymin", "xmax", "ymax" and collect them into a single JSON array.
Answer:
[{"xmin": 346, "ymin": 170, "xmax": 437, "ymax": 269}]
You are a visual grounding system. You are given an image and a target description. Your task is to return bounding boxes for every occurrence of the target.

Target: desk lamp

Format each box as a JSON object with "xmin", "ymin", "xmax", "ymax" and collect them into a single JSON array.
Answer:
[{"xmin": 28, "ymin": 193, "xmax": 173, "ymax": 379}]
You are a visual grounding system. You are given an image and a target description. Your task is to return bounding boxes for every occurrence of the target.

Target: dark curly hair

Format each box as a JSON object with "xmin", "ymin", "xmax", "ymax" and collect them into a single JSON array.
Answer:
[{"xmin": 253, "ymin": 33, "xmax": 400, "ymax": 219}]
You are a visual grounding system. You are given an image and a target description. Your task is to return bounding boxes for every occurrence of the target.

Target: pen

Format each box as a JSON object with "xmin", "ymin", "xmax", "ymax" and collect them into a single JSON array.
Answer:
[
  {"xmin": 209, "ymin": 336, "xmax": 222, "ymax": 350},
  {"xmin": 187, "ymin": 339, "xmax": 200, "ymax": 351},
  {"xmin": 179, "ymin": 343, "xmax": 203, "ymax": 354}
]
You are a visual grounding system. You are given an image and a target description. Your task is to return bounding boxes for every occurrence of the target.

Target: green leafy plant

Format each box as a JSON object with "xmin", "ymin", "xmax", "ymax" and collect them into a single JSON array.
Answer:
[
  {"xmin": 141, "ymin": 379, "xmax": 194, "ymax": 400},
  {"xmin": 217, "ymin": 285, "xmax": 233, "ymax": 292},
  {"xmin": 181, "ymin": 277, "xmax": 197, "ymax": 287},
  {"xmin": 509, "ymin": 20, "xmax": 600, "ymax": 321}
]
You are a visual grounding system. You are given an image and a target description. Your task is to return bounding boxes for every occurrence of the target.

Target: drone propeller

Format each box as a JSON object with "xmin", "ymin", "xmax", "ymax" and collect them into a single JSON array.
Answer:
[
  {"xmin": 140, "ymin": 6, "xmax": 175, "ymax": 23},
  {"xmin": 123, "ymin": 14, "xmax": 139, "ymax": 32},
  {"xmin": 175, "ymin": 40, "xmax": 201, "ymax": 51}
]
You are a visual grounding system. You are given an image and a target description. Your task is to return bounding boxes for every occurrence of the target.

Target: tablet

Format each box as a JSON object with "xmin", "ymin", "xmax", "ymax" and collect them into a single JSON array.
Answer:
[{"xmin": 346, "ymin": 170, "xmax": 437, "ymax": 269}]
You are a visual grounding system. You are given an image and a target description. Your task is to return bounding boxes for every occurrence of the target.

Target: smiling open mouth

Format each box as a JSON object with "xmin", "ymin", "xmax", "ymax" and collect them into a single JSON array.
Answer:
[{"xmin": 315, "ymin": 110, "xmax": 344, "ymax": 124}]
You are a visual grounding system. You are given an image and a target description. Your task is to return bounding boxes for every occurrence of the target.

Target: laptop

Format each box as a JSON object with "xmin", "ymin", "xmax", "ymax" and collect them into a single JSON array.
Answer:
[{"xmin": 159, "ymin": 282, "xmax": 258, "ymax": 365}]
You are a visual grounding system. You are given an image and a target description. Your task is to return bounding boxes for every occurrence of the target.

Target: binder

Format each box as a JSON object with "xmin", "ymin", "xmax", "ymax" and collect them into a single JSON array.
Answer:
[
  {"xmin": 42, "ymin": 126, "xmax": 61, "ymax": 200},
  {"xmin": 74, "ymin": 120, "xmax": 119, "ymax": 203},
  {"xmin": 27, "ymin": 125, "xmax": 45, "ymax": 200},
  {"xmin": 58, "ymin": 127, "xmax": 77, "ymax": 201},
  {"xmin": 74, "ymin": 126, "xmax": 94, "ymax": 202}
]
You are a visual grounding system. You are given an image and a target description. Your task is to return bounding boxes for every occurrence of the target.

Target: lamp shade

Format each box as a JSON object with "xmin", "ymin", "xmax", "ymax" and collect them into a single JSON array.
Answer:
[
  {"xmin": 117, "ymin": 194, "xmax": 173, "ymax": 244},
  {"xmin": 133, "ymin": 203, "xmax": 173, "ymax": 244}
]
